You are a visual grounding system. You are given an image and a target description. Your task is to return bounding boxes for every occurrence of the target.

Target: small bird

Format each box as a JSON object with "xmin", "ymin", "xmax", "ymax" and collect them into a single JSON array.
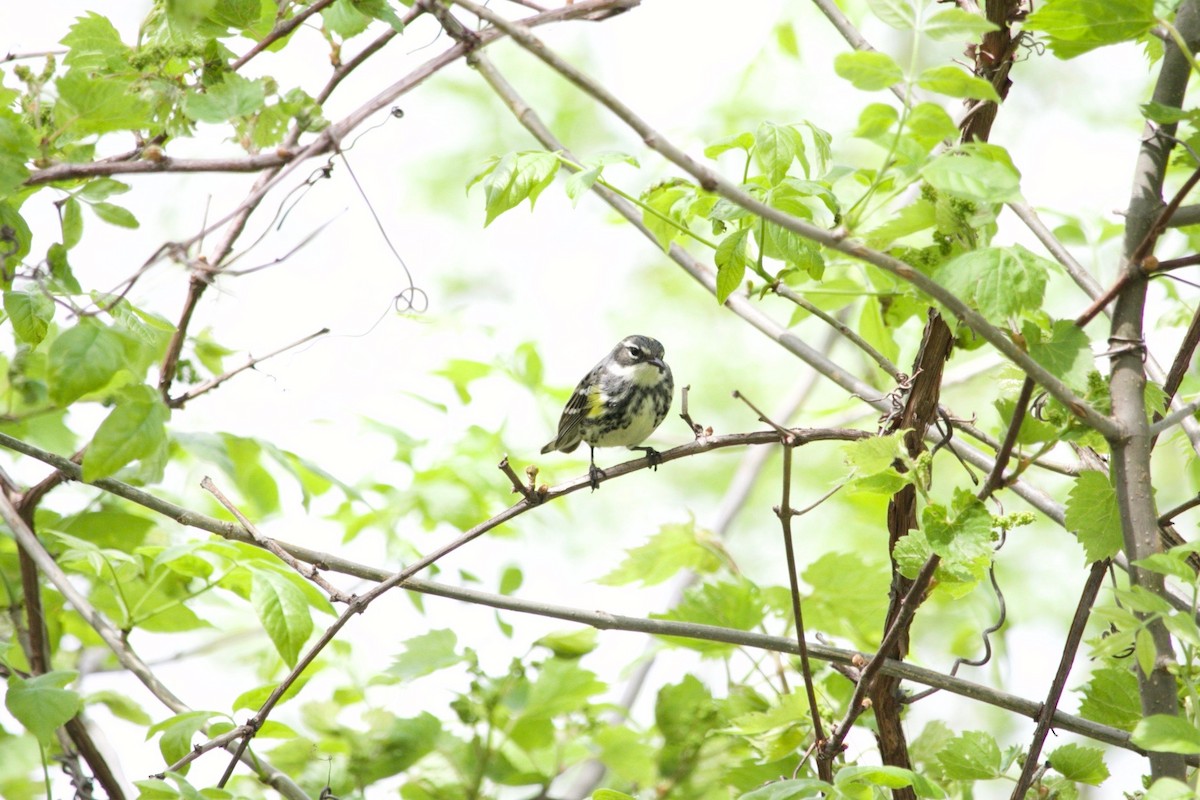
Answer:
[{"xmin": 541, "ymin": 335, "xmax": 674, "ymax": 490}]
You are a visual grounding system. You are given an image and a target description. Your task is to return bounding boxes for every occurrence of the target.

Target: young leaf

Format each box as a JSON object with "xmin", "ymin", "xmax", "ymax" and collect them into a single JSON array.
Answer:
[
  {"xmin": 715, "ymin": 228, "xmax": 751, "ymax": 303},
  {"xmin": 60, "ymin": 12, "xmax": 130, "ymax": 71},
  {"xmin": 866, "ymin": 0, "xmax": 918, "ymax": 29},
  {"xmin": 923, "ymin": 7, "xmax": 999, "ymax": 40},
  {"xmin": 1023, "ymin": 319, "xmax": 1093, "ymax": 391},
  {"xmin": 81, "ymin": 385, "xmax": 170, "ymax": 481},
  {"xmin": 654, "ymin": 579, "xmax": 766, "ymax": 655},
  {"xmin": 54, "ymin": 71, "xmax": 151, "ymax": 136},
  {"xmin": 599, "ymin": 519, "xmax": 725, "ymax": 587},
  {"xmin": 183, "ymin": 74, "xmax": 268, "ymax": 123},
  {"xmin": 4, "ymin": 289, "xmax": 55, "ymax": 346},
  {"xmin": 47, "ymin": 320, "xmax": 126, "ymax": 405},
  {"xmin": 1024, "ymin": 0, "xmax": 1155, "ymax": 59},
  {"xmin": 1132, "ymin": 714, "xmax": 1200, "ymax": 755},
  {"xmin": 936, "ymin": 730, "xmax": 1002, "ymax": 779},
  {"xmin": 477, "ymin": 151, "xmax": 559, "ymax": 226},
  {"xmin": 1076, "ymin": 666, "xmax": 1141, "ymax": 730},
  {"xmin": 1048, "ymin": 743, "xmax": 1110, "ymax": 785},
  {"xmin": 534, "ymin": 627, "xmax": 598, "ymax": 659},
  {"xmin": 387, "ymin": 629, "xmax": 462, "ymax": 680},
  {"xmin": 921, "ymin": 146, "xmax": 1022, "ymax": 204},
  {"xmin": 932, "ymin": 245, "xmax": 1049, "ymax": 323},
  {"xmin": 834, "ymin": 51, "xmax": 904, "ymax": 91},
  {"xmin": 251, "ymin": 568, "xmax": 314, "ymax": 667},
  {"xmin": 148, "ymin": 710, "xmax": 221, "ymax": 766},
  {"xmin": 89, "ymin": 201, "xmax": 139, "ymax": 229},
  {"xmin": 5, "ymin": 671, "xmax": 82, "ymax": 745},
  {"xmin": 1064, "ymin": 471, "xmax": 1123, "ymax": 562},
  {"xmin": 61, "ymin": 196, "xmax": 84, "ymax": 249},
  {"xmin": 755, "ymin": 121, "xmax": 804, "ymax": 183},
  {"xmin": 916, "ymin": 65, "xmax": 1001, "ymax": 102}
]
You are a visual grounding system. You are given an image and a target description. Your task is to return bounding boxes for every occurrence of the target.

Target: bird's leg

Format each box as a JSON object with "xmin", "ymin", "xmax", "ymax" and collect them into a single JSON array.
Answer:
[
  {"xmin": 588, "ymin": 445, "xmax": 606, "ymax": 491},
  {"xmin": 630, "ymin": 445, "xmax": 662, "ymax": 471}
]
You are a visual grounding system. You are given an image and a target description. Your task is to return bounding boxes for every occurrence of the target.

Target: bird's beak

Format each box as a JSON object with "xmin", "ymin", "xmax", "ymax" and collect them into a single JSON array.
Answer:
[{"xmin": 649, "ymin": 358, "xmax": 665, "ymax": 371}]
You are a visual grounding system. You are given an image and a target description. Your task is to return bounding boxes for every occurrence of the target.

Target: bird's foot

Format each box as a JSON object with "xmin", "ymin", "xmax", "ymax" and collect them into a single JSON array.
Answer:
[
  {"xmin": 588, "ymin": 463, "xmax": 606, "ymax": 491},
  {"xmin": 632, "ymin": 446, "xmax": 663, "ymax": 471}
]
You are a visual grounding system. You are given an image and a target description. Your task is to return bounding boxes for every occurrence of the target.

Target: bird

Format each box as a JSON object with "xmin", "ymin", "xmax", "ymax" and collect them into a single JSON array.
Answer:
[{"xmin": 540, "ymin": 335, "xmax": 674, "ymax": 490}]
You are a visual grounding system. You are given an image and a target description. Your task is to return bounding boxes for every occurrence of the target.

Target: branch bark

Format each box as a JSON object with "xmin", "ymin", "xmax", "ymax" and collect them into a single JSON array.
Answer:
[{"xmin": 1110, "ymin": 0, "xmax": 1200, "ymax": 781}]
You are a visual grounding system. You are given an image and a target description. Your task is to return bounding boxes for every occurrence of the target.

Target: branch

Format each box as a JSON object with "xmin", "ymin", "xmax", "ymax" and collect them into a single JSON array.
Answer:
[
  {"xmin": 1109, "ymin": 0, "xmax": 1200, "ymax": 781},
  {"xmin": 229, "ymin": 0, "xmax": 340, "ymax": 72},
  {"xmin": 1009, "ymin": 560, "xmax": 1109, "ymax": 799},
  {"xmin": 167, "ymin": 327, "xmax": 330, "ymax": 408},
  {"xmin": 1007, "ymin": 201, "xmax": 1104, "ymax": 301},
  {"xmin": 448, "ymin": 0, "xmax": 1118, "ymax": 439}
]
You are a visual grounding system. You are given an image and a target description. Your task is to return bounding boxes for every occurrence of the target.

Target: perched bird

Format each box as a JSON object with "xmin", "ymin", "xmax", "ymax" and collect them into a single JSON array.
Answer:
[{"xmin": 541, "ymin": 335, "xmax": 674, "ymax": 490}]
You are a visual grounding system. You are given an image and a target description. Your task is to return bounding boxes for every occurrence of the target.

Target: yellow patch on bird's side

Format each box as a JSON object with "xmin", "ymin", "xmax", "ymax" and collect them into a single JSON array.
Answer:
[{"xmin": 586, "ymin": 385, "xmax": 606, "ymax": 417}]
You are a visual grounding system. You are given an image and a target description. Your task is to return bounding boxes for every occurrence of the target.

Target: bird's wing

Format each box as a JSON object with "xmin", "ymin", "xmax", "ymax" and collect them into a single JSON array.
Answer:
[{"xmin": 544, "ymin": 379, "xmax": 598, "ymax": 452}]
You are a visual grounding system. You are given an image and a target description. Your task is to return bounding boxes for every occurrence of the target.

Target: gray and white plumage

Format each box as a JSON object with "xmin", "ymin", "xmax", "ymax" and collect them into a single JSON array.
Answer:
[{"xmin": 540, "ymin": 335, "xmax": 673, "ymax": 487}]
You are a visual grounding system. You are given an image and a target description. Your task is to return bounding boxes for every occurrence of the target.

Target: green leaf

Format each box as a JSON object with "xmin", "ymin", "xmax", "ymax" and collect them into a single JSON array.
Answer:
[
  {"xmin": 60, "ymin": 12, "xmax": 130, "ymax": 71},
  {"xmin": 47, "ymin": 243, "xmax": 82, "ymax": 293},
  {"xmin": 867, "ymin": 0, "xmax": 918, "ymax": 29},
  {"xmin": 474, "ymin": 151, "xmax": 559, "ymax": 226},
  {"xmin": 355, "ymin": 0, "xmax": 406, "ymax": 32},
  {"xmin": 4, "ymin": 290, "xmax": 54, "ymax": 346},
  {"xmin": 1024, "ymin": 0, "xmax": 1155, "ymax": 59},
  {"xmin": 534, "ymin": 627, "xmax": 598, "ymax": 658},
  {"xmin": 251, "ymin": 569, "xmax": 313, "ymax": 667},
  {"xmin": 923, "ymin": 7, "xmax": 1000, "ymax": 40},
  {"xmin": 1024, "ymin": 319, "xmax": 1093, "ymax": 391},
  {"xmin": 55, "ymin": 71, "xmax": 151, "ymax": 136},
  {"xmin": 89, "ymin": 201, "xmax": 139, "ymax": 229},
  {"xmin": 432, "ymin": 358, "xmax": 491, "ymax": 403},
  {"xmin": 523, "ymin": 658, "xmax": 605, "ymax": 718},
  {"xmin": 1065, "ymin": 471, "xmax": 1123, "ymax": 562},
  {"xmin": 715, "ymin": 228, "xmax": 751, "ymax": 303},
  {"xmin": 61, "ymin": 196, "xmax": 84, "ymax": 249},
  {"xmin": 774, "ymin": 22, "xmax": 800, "ymax": 58},
  {"xmin": 755, "ymin": 121, "xmax": 804, "ymax": 183},
  {"xmin": 323, "ymin": 0, "xmax": 372, "ymax": 38},
  {"xmin": 77, "ymin": 177, "xmax": 131, "ymax": 202},
  {"xmin": 1132, "ymin": 714, "xmax": 1200, "ymax": 755},
  {"xmin": 936, "ymin": 730, "xmax": 1002, "ymax": 779},
  {"xmin": 47, "ymin": 320, "xmax": 127, "ymax": 405},
  {"xmin": 595, "ymin": 726, "xmax": 656, "ymax": 787},
  {"xmin": 921, "ymin": 145, "xmax": 1022, "ymax": 203},
  {"xmin": 599, "ymin": 519, "xmax": 725, "ymax": 587},
  {"xmin": 916, "ymin": 65, "xmax": 1001, "ymax": 102},
  {"xmin": 932, "ymin": 244, "xmax": 1049, "ymax": 323},
  {"xmin": 1143, "ymin": 778, "xmax": 1198, "ymax": 800},
  {"xmin": 81, "ymin": 385, "xmax": 170, "ymax": 481},
  {"xmin": 148, "ymin": 710, "xmax": 220, "ymax": 767},
  {"xmin": 834, "ymin": 51, "xmax": 904, "ymax": 91},
  {"xmin": 704, "ymin": 131, "xmax": 755, "ymax": 159},
  {"xmin": 738, "ymin": 779, "xmax": 834, "ymax": 799},
  {"xmin": 0, "ymin": 114, "xmax": 35, "ymax": 200},
  {"xmin": 85, "ymin": 689, "xmax": 152, "ymax": 725},
  {"xmin": 1048, "ymin": 743, "xmax": 1109, "ymax": 785},
  {"xmin": 6, "ymin": 671, "xmax": 82, "ymax": 744},
  {"xmin": 655, "ymin": 579, "xmax": 765, "ymax": 655},
  {"xmin": 0, "ymin": 200, "xmax": 33, "ymax": 270},
  {"xmin": 841, "ymin": 432, "xmax": 909, "ymax": 495},
  {"xmin": 387, "ymin": 629, "xmax": 461, "ymax": 680},
  {"xmin": 183, "ymin": 74, "xmax": 268, "ymax": 123},
  {"xmin": 802, "ymin": 552, "xmax": 889, "ymax": 648},
  {"xmin": 1077, "ymin": 667, "xmax": 1141, "ymax": 731},
  {"xmin": 906, "ymin": 102, "xmax": 959, "ymax": 150},
  {"xmin": 208, "ymin": 0, "xmax": 263, "ymax": 29}
]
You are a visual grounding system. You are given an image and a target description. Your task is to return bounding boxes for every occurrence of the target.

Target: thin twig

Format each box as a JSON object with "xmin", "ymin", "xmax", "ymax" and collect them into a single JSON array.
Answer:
[
  {"xmin": 230, "ymin": 0, "xmax": 340, "ymax": 72},
  {"xmin": 169, "ymin": 328, "xmax": 330, "ymax": 408},
  {"xmin": 1009, "ymin": 560, "xmax": 1110, "ymax": 798},
  {"xmin": 200, "ymin": 476, "xmax": 352, "ymax": 603},
  {"xmin": 773, "ymin": 282, "xmax": 903, "ymax": 380},
  {"xmin": 498, "ymin": 456, "xmax": 540, "ymax": 504}
]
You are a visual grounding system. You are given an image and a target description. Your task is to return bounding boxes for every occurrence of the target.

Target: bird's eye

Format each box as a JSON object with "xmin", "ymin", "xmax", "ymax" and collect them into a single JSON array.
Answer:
[{"xmin": 628, "ymin": 346, "xmax": 642, "ymax": 359}]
